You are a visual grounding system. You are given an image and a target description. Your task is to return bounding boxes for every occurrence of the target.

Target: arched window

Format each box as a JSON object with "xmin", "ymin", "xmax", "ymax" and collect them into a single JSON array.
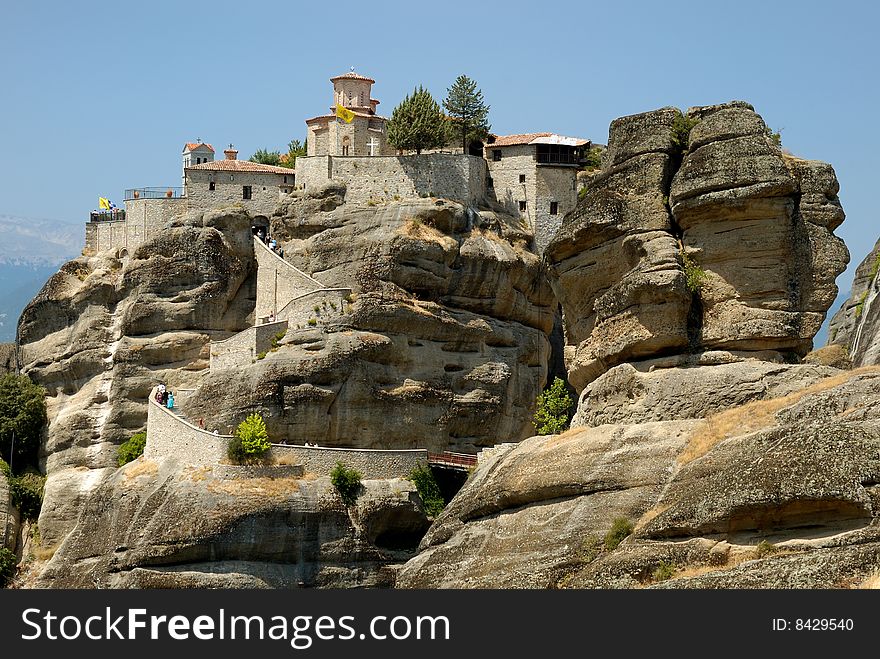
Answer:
[{"xmin": 341, "ymin": 135, "xmax": 350, "ymax": 156}]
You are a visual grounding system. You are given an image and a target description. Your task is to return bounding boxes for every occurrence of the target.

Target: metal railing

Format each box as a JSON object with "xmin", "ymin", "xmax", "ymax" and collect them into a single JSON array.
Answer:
[
  {"xmin": 89, "ymin": 210, "xmax": 126, "ymax": 222},
  {"xmin": 124, "ymin": 187, "xmax": 185, "ymax": 200},
  {"xmin": 428, "ymin": 451, "xmax": 478, "ymax": 469}
]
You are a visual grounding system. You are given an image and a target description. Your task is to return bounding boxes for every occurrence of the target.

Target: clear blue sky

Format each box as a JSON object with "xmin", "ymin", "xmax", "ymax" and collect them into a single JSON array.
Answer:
[{"xmin": 1, "ymin": 0, "xmax": 877, "ymax": 336}]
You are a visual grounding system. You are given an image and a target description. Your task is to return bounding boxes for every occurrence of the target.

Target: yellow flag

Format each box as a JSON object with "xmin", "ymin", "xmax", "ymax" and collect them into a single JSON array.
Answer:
[
  {"xmin": 335, "ymin": 104, "xmax": 355, "ymax": 123},
  {"xmin": 99, "ymin": 197, "xmax": 111, "ymax": 210}
]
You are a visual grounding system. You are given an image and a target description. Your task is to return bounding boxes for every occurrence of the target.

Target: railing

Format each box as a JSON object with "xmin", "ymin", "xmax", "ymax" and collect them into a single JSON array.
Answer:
[
  {"xmin": 428, "ymin": 451, "xmax": 478, "ymax": 470},
  {"xmin": 124, "ymin": 187, "xmax": 185, "ymax": 200},
  {"xmin": 89, "ymin": 210, "xmax": 126, "ymax": 222}
]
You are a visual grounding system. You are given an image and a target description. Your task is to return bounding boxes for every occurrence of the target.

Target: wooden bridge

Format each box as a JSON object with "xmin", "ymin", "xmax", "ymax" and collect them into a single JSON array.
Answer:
[{"xmin": 428, "ymin": 451, "xmax": 477, "ymax": 471}]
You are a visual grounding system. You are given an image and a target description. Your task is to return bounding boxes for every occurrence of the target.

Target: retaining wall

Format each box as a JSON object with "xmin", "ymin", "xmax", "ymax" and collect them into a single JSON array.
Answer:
[
  {"xmin": 296, "ymin": 154, "xmax": 487, "ymax": 205},
  {"xmin": 255, "ymin": 238, "xmax": 324, "ymax": 319},
  {"xmin": 270, "ymin": 444, "xmax": 428, "ymax": 480},
  {"xmin": 85, "ymin": 198, "xmax": 186, "ymax": 255},
  {"xmin": 209, "ymin": 320, "xmax": 289, "ymax": 370},
  {"xmin": 145, "ymin": 390, "xmax": 230, "ymax": 466}
]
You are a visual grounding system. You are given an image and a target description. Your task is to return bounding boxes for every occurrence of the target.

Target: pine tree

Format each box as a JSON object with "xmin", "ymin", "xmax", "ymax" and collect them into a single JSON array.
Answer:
[
  {"xmin": 386, "ymin": 86, "xmax": 449, "ymax": 155},
  {"xmin": 533, "ymin": 377, "xmax": 574, "ymax": 435},
  {"xmin": 443, "ymin": 75, "xmax": 490, "ymax": 154}
]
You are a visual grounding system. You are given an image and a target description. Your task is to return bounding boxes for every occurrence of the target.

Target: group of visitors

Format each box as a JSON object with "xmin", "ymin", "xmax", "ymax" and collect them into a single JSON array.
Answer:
[
  {"xmin": 253, "ymin": 226, "xmax": 284, "ymax": 258},
  {"xmin": 155, "ymin": 383, "xmax": 175, "ymax": 409}
]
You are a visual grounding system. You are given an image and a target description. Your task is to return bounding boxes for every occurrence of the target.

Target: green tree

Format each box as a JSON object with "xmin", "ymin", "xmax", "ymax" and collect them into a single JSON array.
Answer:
[
  {"xmin": 0, "ymin": 374, "xmax": 47, "ymax": 473},
  {"xmin": 0, "ymin": 547, "xmax": 16, "ymax": 588},
  {"xmin": 250, "ymin": 149, "xmax": 282, "ymax": 166},
  {"xmin": 117, "ymin": 432, "xmax": 147, "ymax": 467},
  {"xmin": 408, "ymin": 464, "xmax": 445, "ymax": 517},
  {"xmin": 330, "ymin": 462, "xmax": 363, "ymax": 506},
  {"xmin": 227, "ymin": 413, "xmax": 271, "ymax": 463},
  {"xmin": 281, "ymin": 139, "xmax": 307, "ymax": 168},
  {"xmin": 533, "ymin": 377, "xmax": 574, "ymax": 435},
  {"xmin": 443, "ymin": 75, "xmax": 491, "ymax": 153},
  {"xmin": 386, "ymin": 86, "xmax": 449, "ymax": 155}
]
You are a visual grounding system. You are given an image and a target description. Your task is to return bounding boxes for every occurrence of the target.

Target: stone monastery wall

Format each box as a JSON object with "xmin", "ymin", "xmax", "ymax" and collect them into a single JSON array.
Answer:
[
  {"xmin": 296, "ymin": 154, "xmax": 487, "ymax": 205},
  {"xmin": 85, "ymin": 198, "xmax": 183, "ymax": 255}
]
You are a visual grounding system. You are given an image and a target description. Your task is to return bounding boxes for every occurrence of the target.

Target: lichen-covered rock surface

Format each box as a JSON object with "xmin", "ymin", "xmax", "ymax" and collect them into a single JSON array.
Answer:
[
  {"xmin": 36, "ymin": 456, "xmax": 429, "ymax": 588},
  {"xmin": 397, "ymin": 367, "xmax": 880, "ymax": 589},
  {"xmin": 828, "ymin": 236, "xmax": 880, "ymax": 366},
  {"xmin": 546, "ymin": 101, "xmax": 849, "ymax": 391}
]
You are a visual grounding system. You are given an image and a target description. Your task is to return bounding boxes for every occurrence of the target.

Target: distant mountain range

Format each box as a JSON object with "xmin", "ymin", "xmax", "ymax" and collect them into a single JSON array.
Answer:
[{"xmin": 0, "ymin": 215, "xmax": 82, "ymax": 342}]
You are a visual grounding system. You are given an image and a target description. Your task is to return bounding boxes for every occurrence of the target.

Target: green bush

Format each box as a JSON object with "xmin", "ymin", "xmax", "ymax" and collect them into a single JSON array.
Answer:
[
  {"xmin": 855, "ymin": 290, "xmax": 868, "ymax": 318},
  {"xmin": 755, "ymin": 540, "xmax": 778, "ymax": 558},
  {"xmin": 330, "ymin": 462, "xmax": 363, "ymax": 506},
  {"xmin": 0, "ymin": 547, "xmax": 16, "ymax": 588},
  {"xmin": 583, "ymin": 146, "xmax": 603, "ymax": 169},
  {"xmin": 409, "ymin": 465, "xmax": 445, "ymax": 517},
  {"xmin": 672, "ymin": 111, "xmax": 699, "ymax": 151},
  {"xmin": 117, "ymin": 432, "xmax": 146, "ymax": 467},
  {"xmin": 227, "ymin": 413, "xmax": 270, "ymax": 464},
  {"xmin": 604, "ymin": 517, "xmax": 633, "ymax": 551},
  {"xmin": 0, "ymin": 374, "xmax": 48, "ymax": 470},
  {"xmin": 307, "ymin": 318, "xmax": 317, "ymax": 326},
  {"xmin": 533, "ymin": 377, "xmax": 574, "ymax": 435},
  {"xmin": 652, "ymin": 561, "xmax": 676, "ymax": 581},
  {"xmin": 681, "ymin": 251, "xmax": 707, "ymax": 293},
  {"xmin": 765, "ymin": 126, "xmax": 782, "ymax": 147},
  {"xmin": 8, "ymin": 472, "xmax": 45, "ymax": 522}
]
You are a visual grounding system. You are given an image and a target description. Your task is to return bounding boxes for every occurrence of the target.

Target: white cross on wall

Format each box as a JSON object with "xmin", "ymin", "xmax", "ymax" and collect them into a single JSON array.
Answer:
[{"xmin": 368, "ymin": 137, "xmax": 380, "ymax": 156}]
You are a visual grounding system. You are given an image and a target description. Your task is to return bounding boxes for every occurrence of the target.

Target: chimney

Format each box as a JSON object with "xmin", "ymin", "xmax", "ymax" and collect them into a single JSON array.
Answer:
[{"xmin": 224, "ymin": 143, "xmax": 238, "ymax": 160}]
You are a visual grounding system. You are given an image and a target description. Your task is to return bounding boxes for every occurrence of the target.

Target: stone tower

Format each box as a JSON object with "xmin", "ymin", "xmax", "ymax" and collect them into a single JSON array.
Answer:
[
  {"xmin": 305, "ymin": 70, "xmax": 391, "ymax": 157},
  {"xmin": 182, "ymin": 141, "xmax": 215, "ymax": 189}
]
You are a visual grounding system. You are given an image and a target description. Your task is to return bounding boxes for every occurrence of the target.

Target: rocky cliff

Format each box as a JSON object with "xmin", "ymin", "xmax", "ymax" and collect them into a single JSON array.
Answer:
[
  {"xmin": 398, "ymin": 102, "xmax": 868, "ymax": 590},
  {"xmin": 182, "ymin": 192, "xmax": 553, "ymax": 454},
  {"xmin": 545, "ymin": 101, "xmax": 848, "ymax": 391},
  {"xmin": 16, "ymin": 186, "xmax": 552, "ymax": 572},
  {"xmin": 828, "ymin": 236, "xmax": 880, "ymax": 366},
  {"xmin": 398, "ymin": 366, "xmax": 880, "ymax": 588},
  {"xmin": 36, "ymin": 456, "xmax": 428, "ymax": 588}
]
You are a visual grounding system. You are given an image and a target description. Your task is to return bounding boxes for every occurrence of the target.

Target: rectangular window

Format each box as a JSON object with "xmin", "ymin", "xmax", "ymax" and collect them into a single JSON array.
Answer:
[
  {"xmin": 208, "ymin": 181, "xmax": 216, "ymax": 191},
  {"xmin": 519, "ymin": 174, "xmax": 526, "ymax": 183},
  {"xmin": 550, "ymin": 201, "xmax": 558, "ymax": 215},
  {"xmin": 493, "ymin": 150, "xmax": 502, "ymax": 162},
  {"xmin": 242, "ymin": 185, "xmax": 252, "ymax": 200},
  {"xmin": 519, "ymin": 200, "xmax": 526, "ymax": 212}
]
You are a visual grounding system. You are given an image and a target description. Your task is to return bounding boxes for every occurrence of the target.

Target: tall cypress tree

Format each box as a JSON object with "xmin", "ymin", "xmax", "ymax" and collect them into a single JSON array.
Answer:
[
  {"xmin": 443, "ymin": 75, "xmax": 491, "ymax": 154},
  {"xmin": 386, "ymin": 87, "xmax": 448, "ymax": 155}
]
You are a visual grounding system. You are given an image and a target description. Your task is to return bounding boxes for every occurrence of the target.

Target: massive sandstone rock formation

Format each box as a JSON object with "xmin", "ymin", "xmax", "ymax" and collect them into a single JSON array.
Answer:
[
  {"xmin": 18, "ymin": 209, "xmax": 256, "ymax": 545},
  {"xmin": 545, "ymin": 101, "xmax": 849, "ymax": 391},
  {"xmin": 828, "ymin": 236, "xmax": 880, "ymax": 366},
  {"xmin": 397, "ymin": 367, "xmax": 880, "ymax": 589},
  {"xmin": 37, "ymin": 456, "xmax": 428, "ymax": 588},
  {"xmin": 181, "ymin": 193, "xmax": 553, "ymax": 454},
  {"xmin": 18, "ymin": 187, "xmax": 552, "ymax": 557}
]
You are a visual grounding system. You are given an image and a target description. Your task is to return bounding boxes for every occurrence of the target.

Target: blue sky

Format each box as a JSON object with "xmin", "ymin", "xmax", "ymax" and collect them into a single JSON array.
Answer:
[{"xmin": 1, "ymin": 0, "xmax": 876, "ymax": 339}]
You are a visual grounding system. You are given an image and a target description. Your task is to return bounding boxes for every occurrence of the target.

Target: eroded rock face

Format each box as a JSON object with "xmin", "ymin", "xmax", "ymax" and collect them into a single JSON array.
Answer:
[
  {"xmin": 546, "ymin": 101, "xmax": 849, "ymax": 391},
  {"xmin": 182, "ymin": 196, "xmax": 553, "ymax": 454},
  {"xmin": 37, "ymin": 457, "xmax": 429, "ymax": 588},
  {"xmin": 545, "ymin": 108, "xmax": 691, "ymax": 391},
  {"xmin": 572, "ymin": 353, "xmax": 837, "ymax": 428},
  {"xmin": 398, "ymin": 368, "xmax": 880, "ymax": 589},
  {"xmin": 828, "ymin": 236, "xmax": 880, "ymax": 366},
  {"xmin": 671, "ymin": 102, "xmax": 848, "ymax": 356},
  {"xmin": 18, "ymin": 209, "xmax": 256, "ymax": 544}
]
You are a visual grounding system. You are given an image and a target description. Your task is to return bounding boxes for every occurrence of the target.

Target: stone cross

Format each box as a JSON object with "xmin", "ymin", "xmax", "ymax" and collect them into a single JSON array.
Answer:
[{"xmin": 368, "ymin": 137, "xmax": 380, "ymax": 156}]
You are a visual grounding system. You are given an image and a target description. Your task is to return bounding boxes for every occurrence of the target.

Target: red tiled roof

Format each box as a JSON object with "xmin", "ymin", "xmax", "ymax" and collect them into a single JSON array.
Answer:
[
  {"xmin": 186, "ymin": 160, "xmax": 293, "ymax": 174},
  {"xmin": 183, "ymin": 142, "xmax": 215, "ymax": 152},
  {"xmin": 305, "ymin": 111, "xmax": 387, "ymax": 124},
  {"xmin": 488, "ymin": 132, "xmax": 589, "ymax": 148},
  {"xmin": 488, "ymin": 133, "xmax": 552, "ymax": 147},
  {"xmin": 330, "ymin": 71, "xmax": 375, "ymax": 83}
]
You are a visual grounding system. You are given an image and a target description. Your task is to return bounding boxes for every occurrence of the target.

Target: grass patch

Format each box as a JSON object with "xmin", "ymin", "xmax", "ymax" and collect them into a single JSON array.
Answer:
[
  {"xmin": 855, "ymin": 290, "xmax": 868, "ymax": 318},
  {"xmin": 754, "ymin": 540, "xmax": 778, "ymax": 559},
  {"xmin": 604, "ymin": 517, "xmax": 633, "ymax": 551},
  {"xmin": 679, "ymin": 366, "xmax": 880, "ymax": 465},
  {"xmin": 652, "ymin": 561, "xmax": 676, "ymax": 582},
  {"xmin": 121, "ymin": 459, "xmax": 158, "ymax": 482},
  {"xmin": 207, "ymin": 477, "xmax": 302, "ymax": 498}
]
